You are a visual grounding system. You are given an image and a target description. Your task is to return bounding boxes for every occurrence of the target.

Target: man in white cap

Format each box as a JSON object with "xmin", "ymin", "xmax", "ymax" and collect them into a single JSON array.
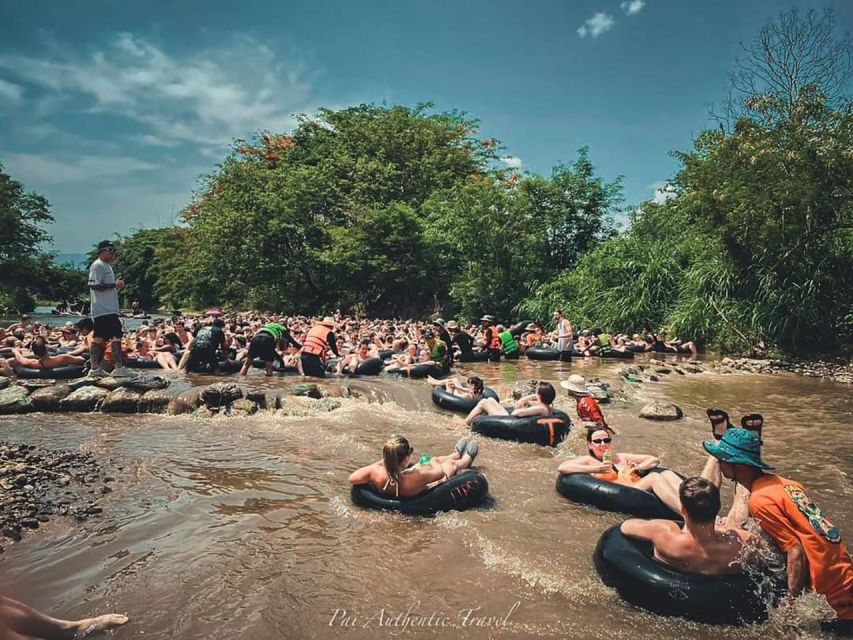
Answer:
[{"xmin": 560, "ymin": 374, "xmax": 608, "ymax": 428}]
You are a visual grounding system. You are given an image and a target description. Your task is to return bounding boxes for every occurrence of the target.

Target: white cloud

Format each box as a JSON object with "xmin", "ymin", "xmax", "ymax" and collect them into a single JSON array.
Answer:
[
  {"xmin": 2, "ymin": 152, "xmax": 158, "ymax": 185},
  {"xmin": 501, "ymin": 156, "xmax": 522, "ymax": 169},
  {"xmin": 577, "ymin": 12, "xmax": 615, "ymax": 38},
  {"xmin": 0, "ymin": 33, "xmax": 314, "ymax": 150},
  {"xmin": 0, "ymin": 78, "xmax": 23, "ymax": 103},
  {"xmin": 650, "ymin": 181, "xmax": 676, "ymax": 204},
  {"xmin": 620, "ymin": 0, "xmax": 645, "ymax": 16}
]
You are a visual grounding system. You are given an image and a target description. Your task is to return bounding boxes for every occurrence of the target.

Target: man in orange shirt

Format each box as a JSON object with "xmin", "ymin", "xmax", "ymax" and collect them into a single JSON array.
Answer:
[{"xmin": 704, "ymin": 429, "xmax": 853, "ymax": 633}]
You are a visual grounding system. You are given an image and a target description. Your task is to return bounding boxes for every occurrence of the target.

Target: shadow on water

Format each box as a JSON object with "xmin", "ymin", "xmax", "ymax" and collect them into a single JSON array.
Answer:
[{"xmin": 0, "ymin": 353, "xmax": 849, "ymax": 639}]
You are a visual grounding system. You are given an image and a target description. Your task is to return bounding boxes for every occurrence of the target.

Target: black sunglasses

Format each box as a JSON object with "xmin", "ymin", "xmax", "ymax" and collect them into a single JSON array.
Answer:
[{"xmin": 591, "ymin": 438, "xmax": 612, "ymax": 445}]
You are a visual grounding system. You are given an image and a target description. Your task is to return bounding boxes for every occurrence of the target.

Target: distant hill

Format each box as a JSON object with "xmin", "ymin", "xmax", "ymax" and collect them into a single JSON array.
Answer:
[{"xmin": 53, "ymin": 253, "xmax": 88, "ymax": 269}]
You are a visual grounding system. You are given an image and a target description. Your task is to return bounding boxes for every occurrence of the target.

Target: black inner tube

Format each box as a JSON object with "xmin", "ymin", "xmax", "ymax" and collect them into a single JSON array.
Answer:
[
  {"xmin": 431, "ymin": 386, "xmax": 499, "ymax": 413},
  {"xmin": 594, "ymin": 524, "xmax": 782, "ymax": 624},
  {"xmin": 385, "ymin": 363, "xmax": 444, "ymax": 379},
  {"xmin": 555, "ymin": 467, "xmax": 681, "ymax": 519},
  {"xmin": 525, "ymin": 347, "xmax": 559, "ymax": 361},
  {"xmin": 350, "ymin": 469, "xmax": 489, "ymax": 516},
  {"xmin": 472, "ymin": 410, "xmax": 572, "ymax": 446},
  {"xmin": 16, "ymin": 365, "xmax": 85, "ymax": 380}
]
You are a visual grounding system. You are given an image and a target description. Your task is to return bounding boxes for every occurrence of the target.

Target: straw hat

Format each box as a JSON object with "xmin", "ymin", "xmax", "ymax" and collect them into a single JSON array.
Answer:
[
  {"xmin": 319, "ymin": 316, "xmax": 335, "ymax": 328},
  {"xmin": 525, "ymin": 323, "xmax": 538, "ymax": 331},
  {"xmin": 445, "ymin": 320, "xmax": 459, "ymax": 330},
  {"xmin": 560, "ymin": 374, "xmax": 590, "ymax": 396},
  {"xmin": 480, "ymin": 315, "xmax": 495, "ymax": 324}
]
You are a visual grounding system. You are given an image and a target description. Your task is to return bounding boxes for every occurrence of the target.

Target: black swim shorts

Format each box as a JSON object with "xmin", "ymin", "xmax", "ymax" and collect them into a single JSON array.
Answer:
[{"xmin": 93, "ymin": 314, "xmax": 123, "ymax": 340}]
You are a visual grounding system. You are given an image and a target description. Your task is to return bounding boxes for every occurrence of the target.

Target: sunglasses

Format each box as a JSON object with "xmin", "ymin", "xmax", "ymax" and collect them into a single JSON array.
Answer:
[{"xmin": 591, "ymin": 438, "xmax": 612, "ymax": 445}]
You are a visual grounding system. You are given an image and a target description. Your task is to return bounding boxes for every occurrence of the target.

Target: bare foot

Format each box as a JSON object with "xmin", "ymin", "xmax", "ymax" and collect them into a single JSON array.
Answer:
[{"xmin": 73, "ymin": 613, "xmax": 129, "ymax": 637}]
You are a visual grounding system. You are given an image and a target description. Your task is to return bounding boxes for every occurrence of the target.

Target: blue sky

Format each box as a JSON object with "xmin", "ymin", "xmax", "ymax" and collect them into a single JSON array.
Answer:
[{"xmin": 1, "ymin": 0, "xmax": 849, "ymax": 252}]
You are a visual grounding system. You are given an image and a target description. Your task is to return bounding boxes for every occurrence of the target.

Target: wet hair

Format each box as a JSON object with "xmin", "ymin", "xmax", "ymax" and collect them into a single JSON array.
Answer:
[
  {"xmin": 76, "ymin": 317, "xmax": 94, "ymax": 331},
  {"xmin": 359, "ymin": 339, "xmax": 370, "ymax": 347},
  {"xmin": 382, "ymin": 435, "xmax": 412, "ymax": 487},
  {"xmin": 467, "ymin": 376, "xmax": 484, "ymax": 395},
  {"xmin": 679, "ymin": 477, "xmax": 721, "ymax": 523},
  {"xmin": 163, "ymin": 332, "xmax": 181, "ymax": 347},
  {"xmin": 537, "ymin": 381, "xmax": 556, "ymax": 405},
  {"xmin": 31, "ymin": 337, "xmax": 47, "ymax": 357},
  {"xmin": 213, "ymin": 318, "xmax": 225, "ymax": 328}
]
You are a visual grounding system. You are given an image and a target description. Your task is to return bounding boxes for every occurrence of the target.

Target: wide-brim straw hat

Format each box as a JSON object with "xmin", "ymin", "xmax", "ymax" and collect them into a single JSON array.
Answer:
[
  {"xmin": 559, "ymin": 374, "xmax": 590, "ymax": 396},
  {"xmin": 525, "ymin": 323, "xmax": 538, "ymax": 331},
  {"xmin": 445, "ymin": 320, "xmax": 459, "ymax": 330},
  {"xmin": 319, "ymin": 316, "xmax": 336, "ymax": 328},
  {"xmin": 480, "ymin": 315, "xmax": 495, "ymax": 323}
]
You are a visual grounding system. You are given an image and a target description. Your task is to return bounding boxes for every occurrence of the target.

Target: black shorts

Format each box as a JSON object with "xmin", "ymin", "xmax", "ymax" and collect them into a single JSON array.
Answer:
[
  {"xmin": 187, "ymin": 347, "xmax": 217, "ymax": 373},
  {"xmin": 300, "ymin": 353, "xmax": 326, "ymax": 378},
  {"xmin": 247, "ymin": 331, "xmax": 277, "ymax": 362},
  {"xmin": 93, "ymin": 314, "xmax": 123, "ymax": 340}
]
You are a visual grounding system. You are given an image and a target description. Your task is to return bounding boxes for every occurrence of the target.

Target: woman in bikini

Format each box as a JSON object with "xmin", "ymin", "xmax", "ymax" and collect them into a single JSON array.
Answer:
[
  {"xmin": 348, "ymin": 435, "xmax": 479, "ymax": 498},
  {"xmin": 557, "ymin": 426, "xmax": 684, "ymax": 514}
]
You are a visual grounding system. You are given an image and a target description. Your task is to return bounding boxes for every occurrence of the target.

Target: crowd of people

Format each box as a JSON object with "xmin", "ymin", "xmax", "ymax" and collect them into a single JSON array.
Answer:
[{"xmin": 1, "ymin": 241, "xmax": 850, "ymax": 635}]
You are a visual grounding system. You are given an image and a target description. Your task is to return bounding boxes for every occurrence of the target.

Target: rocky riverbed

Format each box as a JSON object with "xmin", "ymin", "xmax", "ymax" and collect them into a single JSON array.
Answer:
[
  {"xmin": 0, "ymin": 374, "xmax": 349, "ymax": 417},
  {"xmin": 0, "ymin": 441, "xmax": 117, "ymax": 551}
]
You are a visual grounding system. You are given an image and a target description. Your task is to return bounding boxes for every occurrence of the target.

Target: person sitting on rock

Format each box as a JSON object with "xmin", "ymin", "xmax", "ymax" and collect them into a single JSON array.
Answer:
[
  {"xmin": 464, "ymin": 381, "xmax": 556, "ymax": 425},
  {"xmin": 9, "ymin": 337, "xmax": 86, "ymax": 372}
]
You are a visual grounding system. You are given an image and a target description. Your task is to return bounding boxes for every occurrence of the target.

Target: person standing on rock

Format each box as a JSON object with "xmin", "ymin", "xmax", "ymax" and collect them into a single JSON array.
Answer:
[
  {"xmin": 87, "ymin": 240, "xmax": 130, "ymax": 377},
  {"xmin": 239, "ymin": 321, "xmax": 301, "ymax": 377}
]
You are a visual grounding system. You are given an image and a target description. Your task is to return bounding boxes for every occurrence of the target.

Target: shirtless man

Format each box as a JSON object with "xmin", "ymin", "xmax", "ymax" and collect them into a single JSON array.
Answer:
[
  {"xmin": 621, "ymin": 476, "xmax": 753, "ymax": 575},
  {"xmin": 10, "ymin": 337, "xmax": 86, "ymax": 371}
]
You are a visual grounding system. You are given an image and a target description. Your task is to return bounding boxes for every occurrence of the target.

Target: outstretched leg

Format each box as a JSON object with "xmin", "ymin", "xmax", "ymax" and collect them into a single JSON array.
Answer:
[{"xmin": 0, "ymin": 596, "xmax": 128, "ymax": 639}]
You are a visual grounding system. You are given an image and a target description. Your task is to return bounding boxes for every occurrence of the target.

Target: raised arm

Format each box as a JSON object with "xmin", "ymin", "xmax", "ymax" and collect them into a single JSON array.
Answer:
[{"xmin": 557, "ymin": 456, "xmax": 609, "ymax": 475}]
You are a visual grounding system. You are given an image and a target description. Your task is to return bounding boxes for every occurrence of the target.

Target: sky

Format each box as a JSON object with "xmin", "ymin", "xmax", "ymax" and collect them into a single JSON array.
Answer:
[{"xmin": 0, "ymin": 0, "xmax": 850, "ymax": 252}]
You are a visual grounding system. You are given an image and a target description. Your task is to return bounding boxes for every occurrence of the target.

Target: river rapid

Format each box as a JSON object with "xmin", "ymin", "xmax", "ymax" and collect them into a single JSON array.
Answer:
[{"xmin": 1, "ymin": 355, "xmax": 850, "ymax": 639}]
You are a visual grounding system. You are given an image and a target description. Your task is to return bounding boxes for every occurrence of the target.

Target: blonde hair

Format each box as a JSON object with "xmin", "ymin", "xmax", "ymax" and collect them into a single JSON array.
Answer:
[{"xmin": 382, "ymin": 435, "xmax": 412, "ymax": 486}]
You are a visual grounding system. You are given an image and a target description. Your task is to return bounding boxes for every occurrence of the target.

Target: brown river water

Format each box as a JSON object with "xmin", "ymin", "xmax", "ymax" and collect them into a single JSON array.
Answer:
[{"xmin": 1, "ymin": 355, "xmax": 850, "ymax": 639}]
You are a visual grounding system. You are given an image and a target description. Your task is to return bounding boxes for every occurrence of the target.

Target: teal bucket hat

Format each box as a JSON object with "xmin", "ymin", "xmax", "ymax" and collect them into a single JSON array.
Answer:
[{"xmin": 703, "ymin": 428, "xmax": 772, "ymax": 470}]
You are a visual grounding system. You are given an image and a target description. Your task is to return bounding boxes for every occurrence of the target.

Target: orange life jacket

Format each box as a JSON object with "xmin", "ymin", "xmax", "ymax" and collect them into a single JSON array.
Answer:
[
  {"xmin": 302, "ymin": 325, "xmax": 331, "ymax": 361},
  {"xmin": 486, "ymin": 327, "xmax": 501, "ymax": 350}
]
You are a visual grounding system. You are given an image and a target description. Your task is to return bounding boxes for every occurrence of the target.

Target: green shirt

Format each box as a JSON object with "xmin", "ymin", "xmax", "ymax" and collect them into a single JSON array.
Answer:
[{"xmin": 261, "ymin": 323, "xmax": 285, "ymax": 341}]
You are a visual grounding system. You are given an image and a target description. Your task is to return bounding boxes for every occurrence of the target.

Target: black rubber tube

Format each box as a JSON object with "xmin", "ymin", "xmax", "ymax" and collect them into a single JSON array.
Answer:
[
  {"xmin": 594, "ymin": 524, "xmax": 782, "ymax": 624},
  {"xmin": 525, "ymin": 347, "xmax": 560, "ymax": 361},
  {"xmin": 350, "ymin": 469, "xmax": 489, "ymax": 516},
  {"xmin": 509, "ymin": 320, "xmax": 534, "ymax": 337},
  {"xmin": 472, "ymin": 410, "xmax": 572, "ymax": 447},
  {"xmin": 555, "ymin": 468, "xmax": 681, "ymax": 519},
  {"xmin": 385, "ymin": 364, "xmax": 444, "ymax": 379},
  {"xmin": 16, "ymin": 366, "xmax": 85, "ymax": 380},
  {"xmin": 431, "ymin": 387, "xmax": 499, "ymax": 413}
]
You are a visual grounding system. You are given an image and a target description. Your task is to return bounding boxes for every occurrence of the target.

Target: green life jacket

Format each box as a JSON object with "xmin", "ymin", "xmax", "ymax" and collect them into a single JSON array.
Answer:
[
  {"xmin": 598, "ymin": 332, "xmax": 611, "ymax": 346},
  {"xmin": 499, "ymin": 330, "xmax": 518, "ymax": 354},
  {"xmin": 260, "ymin": 323, "xmax": 285, "ymax": 341},
  {"xmin": 431, "ymin": 339, "xmax": 448, "ymax": 363}
]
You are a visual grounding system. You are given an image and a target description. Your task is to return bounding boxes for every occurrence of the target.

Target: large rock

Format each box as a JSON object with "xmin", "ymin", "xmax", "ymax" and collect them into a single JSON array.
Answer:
[
  {"xmin": 639, "ymin": 402, "xmax": 684, "ymax": 421},
  {"xmin": 67, "ymin": 377, "xmax": 100, "ymax": 390},
  {"xmin": 167, "ymin": 388, "xmax": 203, "ymax": 415},
  {"xmin": 245, "ymin": 391, "xmax": 268, "ymax": 410},
  {"xmin": 101, "ymin": 388, "xmax": 141, "ymax": 413},
  {"xmin": 60, "ymin": 386, "xmax": 109, "ymax": 412},
  {"xmin": 617, "ymin": 366, "xmax": 640, "ymax": 378},
  {"xmin": 512, "ymin": 379, "xmax": 540, "ymax": 401},
  {"xmin": 120, "ymin": 375, "xmax": 169, "ymax": 392},
  {"xmin": 139, "ymin": 388, "xmax": 175, "ymax": 413},
  {"xmin": 287, "ymin": 383, "xmax": 323, "ymax": 399},
  {"xmin": 17, "ymin": 379, "xmax": 57, "ymax": 392},
  {"xmin": 0, "ymin": 386, "xmax": 32, "ymax": 415},
  {"xmin": 228, "ymin": 398, "xmax": 258, "ymax": 416},
  {"xmin": 28, "ymin": 384, "xmax": 73, "ymax": 412},
  {"xmin": 0, "ymin": 376, "xmax": 10, "ymax": 391},
  {"xmin": 94, "ymin": 376, "xmax": 127, "ymax": 391},
  {"xmin": 200, "ymin": 382, "xmax": 243, "ymax": 408}
]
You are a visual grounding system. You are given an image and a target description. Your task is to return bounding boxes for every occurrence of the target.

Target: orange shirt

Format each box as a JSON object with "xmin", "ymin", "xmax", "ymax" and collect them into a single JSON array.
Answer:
[{"xmin": 749, "ymin": 474, "xmax": 853, "ymax": 620}]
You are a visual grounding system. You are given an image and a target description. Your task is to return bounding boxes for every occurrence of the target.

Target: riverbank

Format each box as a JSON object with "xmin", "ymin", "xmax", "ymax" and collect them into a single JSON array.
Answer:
[
  {"xmin": 721, "ymin": 357, "xmax": 853, "ymax": 384},
  {"xmin": 0, "ymin": 441, "xmax": 116, "ymax": 551}
]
